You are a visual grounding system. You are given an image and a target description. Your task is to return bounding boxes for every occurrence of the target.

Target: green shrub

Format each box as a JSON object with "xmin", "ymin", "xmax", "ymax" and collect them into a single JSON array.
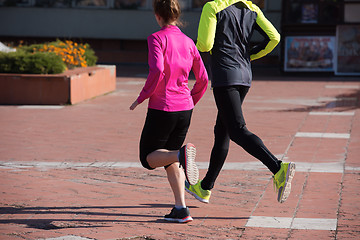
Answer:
[
  {"xmin": 0, "ymin": 50, "xmax": 66, "ymax": 74},
  {"xmin": 20, "ymin": 40, "xmax": 98, "ymax": 69},
  {"xmin": 0, "ymin": 40, "xmax": 98, "ymax": 74},
  {"xmin": 83, "ymin": 43, "xmax": 97, "ymax": 66}
]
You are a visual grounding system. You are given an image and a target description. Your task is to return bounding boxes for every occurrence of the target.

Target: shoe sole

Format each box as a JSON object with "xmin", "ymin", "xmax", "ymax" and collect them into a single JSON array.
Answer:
[
  {"xmin": 183, "ymin": 143, "xmax": 199, "ymax": 186},
  {"xmin": 164, "ymin": 216, "xmax": 193, "ymax": 223},
  {"xmin": 278, "ymin": 162, "xmax": 296, "ymax": 203},
  {"xmin": 185, "ymin": 187, "xmax": 209, "ymax": 203}
]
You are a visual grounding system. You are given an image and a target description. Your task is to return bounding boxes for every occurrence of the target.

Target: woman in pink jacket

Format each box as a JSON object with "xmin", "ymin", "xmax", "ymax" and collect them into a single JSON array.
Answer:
[{"xmin": 129, "ymin": 0, "xmax": 208, "ymax": 223}]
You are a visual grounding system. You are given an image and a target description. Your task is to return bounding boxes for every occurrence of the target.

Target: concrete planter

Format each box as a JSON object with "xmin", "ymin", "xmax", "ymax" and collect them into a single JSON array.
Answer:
[{"xmin": 0, "ymin": 65, "xmax": 116, "ymax": 105}]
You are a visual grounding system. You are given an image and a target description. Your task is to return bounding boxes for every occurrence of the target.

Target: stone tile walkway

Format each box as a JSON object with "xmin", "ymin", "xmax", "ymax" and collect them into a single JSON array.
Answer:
[{"xmin": 0, "ymin": 69, "xmax": 359, "ymax": 239}]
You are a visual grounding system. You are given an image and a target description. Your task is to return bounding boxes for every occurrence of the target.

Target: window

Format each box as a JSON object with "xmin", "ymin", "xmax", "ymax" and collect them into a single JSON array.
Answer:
[
  {"xmin": 344, "ymin": 1, "xmax": 360, "ymax": 22},
  {"xmin": 318, "ymin": 0, "xmax": 342, "ymax": 24},
  {"xmin": 283, "ymin": 0, "xmax": 343, "ymax": 25}
]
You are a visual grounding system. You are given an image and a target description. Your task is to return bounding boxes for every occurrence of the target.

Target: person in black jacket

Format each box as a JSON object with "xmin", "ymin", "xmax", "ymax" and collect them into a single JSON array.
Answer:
[{"xmin": 186, "ymin": 0, "xmax": 296, "ymax": 204}]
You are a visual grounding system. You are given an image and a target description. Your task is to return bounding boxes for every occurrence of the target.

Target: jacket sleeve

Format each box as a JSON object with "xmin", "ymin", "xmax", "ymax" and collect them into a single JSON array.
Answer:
[
  {"xmin": 191, "ymin": 47, "xmax": 209, "ymax": 105},
  {"xmin": 250, "ymin": 5, "xmax": 281, "ymax": 61},
  {"xmin": 196, "ymin": 2, "xmax": 217, "ymax": 53},
  {"xmin": 137, "ymin": 34, "xmax": 164, "ymax": 104}
]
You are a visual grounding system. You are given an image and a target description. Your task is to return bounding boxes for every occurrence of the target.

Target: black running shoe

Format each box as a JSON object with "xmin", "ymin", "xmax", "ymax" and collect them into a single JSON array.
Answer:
[
  {"xmin": 164, "ymin": 207, "xmax": 193, "ymax": 223},
  {"xmin": 178, "ymin": 143, "xmax": 199, "ymax": 185}
]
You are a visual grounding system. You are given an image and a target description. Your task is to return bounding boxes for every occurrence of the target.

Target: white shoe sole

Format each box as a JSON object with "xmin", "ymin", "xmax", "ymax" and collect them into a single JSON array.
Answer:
[
  {"xmin": 184, "ymin": 144, "xmax": 199, "ymax": 186},
  {"xmin": 278, "ymin": 162, "xmax": 296, "ymax": 203}
]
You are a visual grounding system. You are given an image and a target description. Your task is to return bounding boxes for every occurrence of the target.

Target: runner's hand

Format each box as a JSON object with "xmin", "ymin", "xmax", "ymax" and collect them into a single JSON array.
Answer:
[{"xmin": 130, "ymin": 100, "xmax": 139, "ymax": 110}]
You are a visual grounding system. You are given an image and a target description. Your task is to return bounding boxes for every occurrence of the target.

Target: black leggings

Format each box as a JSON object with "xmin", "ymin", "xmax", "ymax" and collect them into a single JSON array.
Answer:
[
  {"xmin": 139, "ymin": 108, "xmax": 193, "ymax": 170},
  {"xmin": 202, "ymin": 85, "xmax": 281, "ymax": 190}
]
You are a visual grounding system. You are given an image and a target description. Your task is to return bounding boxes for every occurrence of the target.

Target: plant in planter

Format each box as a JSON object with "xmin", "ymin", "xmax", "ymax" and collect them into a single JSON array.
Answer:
[
  {"xmin": 0, "ymin": 50, "xmax": 66, "ymax": 74},
  {"xmin": 0, "ymin": 40, "xmax": 114, "ymax": 105},
  {"xmin": 0, "ymin": 40, "xmax": 98, "ymax": 74}
]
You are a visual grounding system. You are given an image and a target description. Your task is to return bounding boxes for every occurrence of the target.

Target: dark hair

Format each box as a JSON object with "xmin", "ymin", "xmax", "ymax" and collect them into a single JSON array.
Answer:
[{"xmin": 153, "ymin": 0, "xmax": 183, "ymax": 26}]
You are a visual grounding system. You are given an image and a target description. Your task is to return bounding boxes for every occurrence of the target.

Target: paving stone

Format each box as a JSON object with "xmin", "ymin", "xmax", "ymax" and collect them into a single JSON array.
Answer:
[{"xmin": 0, "ymin": 73, "xmax": 359, "ymax": 239}]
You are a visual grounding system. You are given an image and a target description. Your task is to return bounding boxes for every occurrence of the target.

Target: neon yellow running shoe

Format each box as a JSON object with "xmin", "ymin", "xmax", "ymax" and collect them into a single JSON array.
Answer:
[
  {"xmin": 273, "ymin": 162, "xmax": 296, "ymax": 203},
  {"xmin": 185, "ymin": 180, "xmax": 211, "ymax": 203}
]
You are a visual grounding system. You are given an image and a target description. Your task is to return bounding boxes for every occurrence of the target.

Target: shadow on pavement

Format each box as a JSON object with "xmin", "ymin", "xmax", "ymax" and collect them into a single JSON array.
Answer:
[
  {"xmin": 0, "ymin": 204, "xmax": 248, "ymax": 229},
  {"xmin": 282, "ymin": 89, "xmax": 360, "ymax": 112}
]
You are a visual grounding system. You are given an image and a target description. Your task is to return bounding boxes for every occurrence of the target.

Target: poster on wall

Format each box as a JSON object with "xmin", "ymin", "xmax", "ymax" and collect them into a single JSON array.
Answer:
[
  {"xmin": 336, "ymin": 25, "xmax": 360, "ymax": 76},
  {"xmin": 301, "ymin": 3, "xmax": 318, "ymax": 23},
  {"xmin": 284, "ymin": 36, "xmax": 336, "ymax": 72}
]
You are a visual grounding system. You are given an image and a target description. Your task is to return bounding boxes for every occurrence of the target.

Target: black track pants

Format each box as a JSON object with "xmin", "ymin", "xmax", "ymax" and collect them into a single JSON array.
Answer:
[{"xmin": 202, "ymin": 85, "xmax": 281, "ymax": 190}]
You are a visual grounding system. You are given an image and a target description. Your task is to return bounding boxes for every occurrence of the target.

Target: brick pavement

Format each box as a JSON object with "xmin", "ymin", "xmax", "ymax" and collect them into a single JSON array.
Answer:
[{"xmin": 0, "ymin": 68, "xmax": 359, "ymax": 240}]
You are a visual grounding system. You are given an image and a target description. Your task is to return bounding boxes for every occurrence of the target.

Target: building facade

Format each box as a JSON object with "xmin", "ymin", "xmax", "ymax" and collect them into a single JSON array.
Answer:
[
  {"xmin": 281, "ymin": 0, "xmax": 360, "ymax": 75},
  {"xmin": 1, "ymin": 0, "xmax": 359, "ymax": 74},
  {"xmin": 0, "ymin": 0, "xmax": 280, "ymax": 65}
]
